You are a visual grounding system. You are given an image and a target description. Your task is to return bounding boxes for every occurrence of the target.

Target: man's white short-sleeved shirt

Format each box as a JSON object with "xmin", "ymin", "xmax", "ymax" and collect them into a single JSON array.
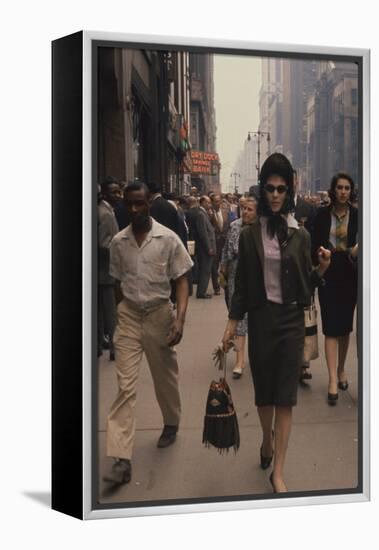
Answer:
[{"xmin": 110, "ymin": 218, "xmax": 193, "ymax": 307}]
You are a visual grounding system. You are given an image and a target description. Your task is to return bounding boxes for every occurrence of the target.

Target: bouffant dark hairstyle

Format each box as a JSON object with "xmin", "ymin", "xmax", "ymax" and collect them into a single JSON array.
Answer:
[
  {"xmin": 328, "ymin": 172, "xmax": 356, "ymax": 205},
  {"xmin": 258, "ymin": 153, "xmax": 295, "ymax": 216}
]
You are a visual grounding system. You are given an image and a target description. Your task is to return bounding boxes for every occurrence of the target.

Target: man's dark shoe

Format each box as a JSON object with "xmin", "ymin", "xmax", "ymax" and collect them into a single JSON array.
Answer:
[
  {"xmin": 157, "ymin": 425, "xmax": 178, "ymax": 448},
  {"xmin": 103, "ymin": 458, "xmax": 131, "ymax": 484},
  {"xmin": 196, "ymin": 294, "xmax": 212, "ymax": 299}
]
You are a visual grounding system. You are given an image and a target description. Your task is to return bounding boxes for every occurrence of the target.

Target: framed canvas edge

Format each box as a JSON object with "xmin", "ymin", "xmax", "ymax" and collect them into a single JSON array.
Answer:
[{"xmin": 81, "ymin": 30, "xmax": 371, "ymax": 520}]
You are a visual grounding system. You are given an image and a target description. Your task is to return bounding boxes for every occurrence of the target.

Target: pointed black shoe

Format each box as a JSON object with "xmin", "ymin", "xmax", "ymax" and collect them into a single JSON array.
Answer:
[
  {"xmin": 327, "ymin": 392, "xmax": 338, "ymax": 406},
  {"xmin": 338, "ymin": 381, "xmax": 349, "ymax": 391},
  {"xmin": 260, "ymin": 430, "xmax": 274, "ymax": 469},
  {"xmin": 260, "ymin": 447, "xmax": 274, "ymax": 469}
]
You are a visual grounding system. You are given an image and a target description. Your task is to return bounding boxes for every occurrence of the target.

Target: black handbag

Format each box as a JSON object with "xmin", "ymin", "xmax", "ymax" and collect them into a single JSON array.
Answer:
[{"xmin": 202, "ymin": 346, "xmax": 240, "ymax": 453}]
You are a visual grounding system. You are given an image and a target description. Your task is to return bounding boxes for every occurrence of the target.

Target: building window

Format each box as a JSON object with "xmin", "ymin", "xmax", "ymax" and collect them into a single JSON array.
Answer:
[
  {"xmin": 351, "ymin": 88, "xmax": 358, "ymax": 106},
  {"xmin": 351, "ymin": 118, "xmax": 357, "ymax": 142}
]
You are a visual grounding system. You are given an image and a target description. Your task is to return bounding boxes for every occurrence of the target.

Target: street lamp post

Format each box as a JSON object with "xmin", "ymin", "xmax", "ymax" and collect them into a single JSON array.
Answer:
[
  {"xmin": 230, "ymin": 171, "xmax": 240, "ymax": 194},
  {"xmin": 247, "ymin": 130, "xmax": 271, "ymax": 182}
]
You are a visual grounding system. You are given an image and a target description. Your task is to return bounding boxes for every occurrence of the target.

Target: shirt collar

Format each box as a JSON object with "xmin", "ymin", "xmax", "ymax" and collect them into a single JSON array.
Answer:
[
  {"xmin": 121, "ymin": 217, "xmax": 165, "ymax": 240},
  {"xmin": 287, "ymin": 213, "xmax": 299, "ymax": 229},
  {"xmin": 331, "ymin": 205, "xmax": 349, "ymax": 221},
  {"xmin": 101, "ymin": 199, "xmax": 114, "ymax": 213}
]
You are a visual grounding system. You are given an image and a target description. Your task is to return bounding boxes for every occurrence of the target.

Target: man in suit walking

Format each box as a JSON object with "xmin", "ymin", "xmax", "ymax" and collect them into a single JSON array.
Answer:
[
  {"xmin": 98, "ymin": 180, "xmax": 121, "ymax": 360},
  {"xmin": 195, "ymin": 196, "xmax": 216, "ymax": 299},
  {"xmin": 209, "ymin": 193, "xmax": 230, "ymax": 295},
  {"xmin": 185, "ymin": 196, "xmax": 200, "ymax": 286},
  {"xmin": 292, "ymin": 169, "xmax": 318, "ymax": 384},
  {"xmin": 148, "ymin": 184, "xmax": 180, "ymax": 234}
]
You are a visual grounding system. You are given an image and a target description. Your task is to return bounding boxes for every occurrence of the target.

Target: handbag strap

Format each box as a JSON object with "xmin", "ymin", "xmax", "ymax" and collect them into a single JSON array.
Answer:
[{"xmin": 221, "ymin": 350, "xmax": 227, "ymax": 380}]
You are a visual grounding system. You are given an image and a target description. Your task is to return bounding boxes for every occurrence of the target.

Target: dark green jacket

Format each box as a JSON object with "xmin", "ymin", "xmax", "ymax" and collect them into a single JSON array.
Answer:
[{"xmin": 229, "ymin": 218, "xmax": 324, "ymax": 320}]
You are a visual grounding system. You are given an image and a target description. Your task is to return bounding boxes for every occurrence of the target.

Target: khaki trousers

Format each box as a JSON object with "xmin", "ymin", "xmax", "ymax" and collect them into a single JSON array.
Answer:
[{"xmin": 106, "ymin": 299, "xmax": 181, "ymax": 459}]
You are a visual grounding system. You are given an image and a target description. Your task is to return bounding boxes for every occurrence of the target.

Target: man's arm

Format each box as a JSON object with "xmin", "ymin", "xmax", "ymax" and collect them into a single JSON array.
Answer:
[
  {"xmin": 109, "ymin": 240, "xmax": 123, "ymax": 303},
  {"xmin": 167, "ymin": 274, "xmax": 189, "ymax": 347},
  {"xmin": 114, "ymin": 280, "xmax": 123, "ymax": 304}
]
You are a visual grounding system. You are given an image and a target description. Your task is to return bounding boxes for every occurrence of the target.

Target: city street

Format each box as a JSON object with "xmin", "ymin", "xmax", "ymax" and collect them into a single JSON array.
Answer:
[{"xmin": 98, "ymin": 288, "xmax": 358, "ymax": 504}]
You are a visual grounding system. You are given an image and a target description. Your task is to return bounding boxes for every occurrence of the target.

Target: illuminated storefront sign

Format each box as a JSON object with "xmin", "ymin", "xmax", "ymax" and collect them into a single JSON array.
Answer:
[{"xmin": 190, "ymin": 150, "xmax": 220, "ymax": 176}]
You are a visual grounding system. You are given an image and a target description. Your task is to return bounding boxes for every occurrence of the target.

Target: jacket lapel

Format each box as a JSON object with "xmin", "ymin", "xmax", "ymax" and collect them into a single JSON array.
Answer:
[
  {"xmin": 251, "ymin": 221, "xmax": 264, "ymax": 268},
  {"xmin": 251, "ymin": 219, "xmax": 298, "ymax": 266},
  {"xmin": 286, "ymin": 227, "xmax": 297, "ymax": 244}
]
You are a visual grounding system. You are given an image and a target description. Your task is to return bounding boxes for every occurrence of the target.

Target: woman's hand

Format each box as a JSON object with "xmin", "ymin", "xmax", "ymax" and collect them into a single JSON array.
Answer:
[
  {"xmin": 350, "ymin": 243, "xmax": 358, "ymax": 259},
  {"xmin": 222, "ymin": 320, "xmax": 238, "ymax": 352},
  {"xmin": 317, "ymin": 246, "xmax": 332, "ymax": 276}
]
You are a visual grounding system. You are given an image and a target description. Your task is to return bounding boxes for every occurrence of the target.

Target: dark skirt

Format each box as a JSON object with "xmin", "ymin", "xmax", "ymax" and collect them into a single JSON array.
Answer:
[
  {"xmin": 318, "ymin": 251, "xmax": 357, "ymax": 337},
  {"xmin": 247, "ymin": 302, "xmax": 305, "ymax": 407}
]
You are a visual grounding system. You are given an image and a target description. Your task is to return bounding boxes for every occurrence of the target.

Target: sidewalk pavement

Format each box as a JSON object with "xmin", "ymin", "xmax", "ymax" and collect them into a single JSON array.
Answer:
[{"xmin": 97, "ymin": 290, "xmax": 358, "ymax": 504}]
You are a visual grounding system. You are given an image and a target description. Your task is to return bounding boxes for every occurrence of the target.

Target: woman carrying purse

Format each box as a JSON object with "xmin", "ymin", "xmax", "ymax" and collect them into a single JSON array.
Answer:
[{"xmin": 221, "ymin": 153, "xmax": 331, "ymax": 493}]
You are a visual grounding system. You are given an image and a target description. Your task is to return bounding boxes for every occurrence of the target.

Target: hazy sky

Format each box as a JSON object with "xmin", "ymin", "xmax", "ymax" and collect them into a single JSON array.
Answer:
[{"xmin": 214, "ymin": 55, "xmax": 262, "ymax": 191}]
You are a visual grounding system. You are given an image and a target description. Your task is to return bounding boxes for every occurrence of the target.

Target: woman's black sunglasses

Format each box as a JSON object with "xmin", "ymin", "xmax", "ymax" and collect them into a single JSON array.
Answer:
[{"xmin": 264, "ymin": 184, "xmax": 288, "ymax": 194}]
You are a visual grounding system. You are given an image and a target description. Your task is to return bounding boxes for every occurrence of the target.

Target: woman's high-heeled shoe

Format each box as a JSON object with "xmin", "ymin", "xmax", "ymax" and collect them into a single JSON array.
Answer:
[
  {"xmin": 232, "ymin": 365, "xmax": 243, "ymax": 379},
  {"xmin": 338, "ymin": 381, "xmax": 349, "ymax": 391},
  {"xmin": 260, "ymin": 447, "xmax": 274, "ymax": 470},
  {"xmin": 327, "ymin": 392, "xmax": 338, "ymax": 406},
  {"xmin": 260, "ymin": 430, "xmax": 274, "ymax": 470}
]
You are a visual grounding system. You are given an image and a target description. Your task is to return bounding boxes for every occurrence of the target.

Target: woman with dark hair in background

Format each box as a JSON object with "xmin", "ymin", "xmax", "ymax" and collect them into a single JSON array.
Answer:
[
  {"xmin": 221, "ymin": 153, "xmax": 331, "ymax": 493},
  {"xmin": 312, "ymin": 172, "xmax": 358, "ymax": 406}
]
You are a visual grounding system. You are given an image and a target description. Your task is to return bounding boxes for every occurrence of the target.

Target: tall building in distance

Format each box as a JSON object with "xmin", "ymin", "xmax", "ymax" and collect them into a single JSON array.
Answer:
[
  {"xmin": 281, "ymin": 59, "xmax": 318, "ymax": 189},
  {"xmin": 259, "ymin": 58, "xmax": 283, "ymax": 159},
  {"xmin": 306, "ymin": 61, "xmax": 359, "ymax": 193},
  {"xmin": 230, "ymin": 138, "xmax": 258, "ymax": 194},
  {"xmin": 189, "ymin": 53, "xmax": 220, "ymax": 194},
  {"xmin": 258, "ymin": 57, "xmax": 358, "ymax": 194}
]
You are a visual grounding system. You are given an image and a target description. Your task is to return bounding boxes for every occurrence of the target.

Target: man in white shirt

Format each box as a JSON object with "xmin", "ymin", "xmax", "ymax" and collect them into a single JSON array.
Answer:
[{"xmin": 103, "ymin": 182, "xmax": 193, "ymax": 485}]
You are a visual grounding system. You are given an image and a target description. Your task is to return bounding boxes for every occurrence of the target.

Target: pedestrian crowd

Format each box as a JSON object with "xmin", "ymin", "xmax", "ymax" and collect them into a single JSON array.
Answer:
[{"xmin": 98, "ymin": 153, "xmax": 358, "ymax": 494}]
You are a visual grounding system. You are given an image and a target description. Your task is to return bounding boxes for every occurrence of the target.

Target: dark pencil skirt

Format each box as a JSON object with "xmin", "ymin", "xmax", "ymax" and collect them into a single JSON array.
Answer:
[
  {"xmin": 247, "ymin": 301, "xmax": 305, "ymax": 407},
  {"xmin": 318, "ymin": 252, "xmax": 357, "ymax": 337}
]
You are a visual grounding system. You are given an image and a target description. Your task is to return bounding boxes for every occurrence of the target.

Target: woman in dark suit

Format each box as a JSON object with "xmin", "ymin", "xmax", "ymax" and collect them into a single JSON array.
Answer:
[
  {"xmin": 312, "ymin": 173, "xmax": 358, "ymax": 405},
  {"xmin": 222, "ymin": 153, "xmax": 331, "ymax": 493}
]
